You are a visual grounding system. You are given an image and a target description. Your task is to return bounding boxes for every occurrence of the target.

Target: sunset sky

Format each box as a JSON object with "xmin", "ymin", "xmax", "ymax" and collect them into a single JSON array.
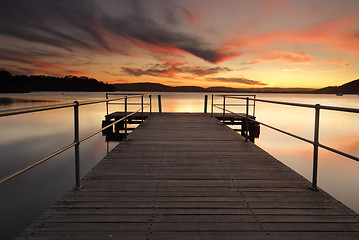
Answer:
[{"xmin": 0, "ymin": 0, "xmax": 358, "ymax": 88}]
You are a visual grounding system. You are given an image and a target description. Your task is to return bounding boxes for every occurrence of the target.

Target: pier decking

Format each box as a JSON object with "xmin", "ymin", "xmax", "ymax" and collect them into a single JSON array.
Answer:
[{"xmin": 17, "ymin": 113, "xmax": 359, "ymax": 239}]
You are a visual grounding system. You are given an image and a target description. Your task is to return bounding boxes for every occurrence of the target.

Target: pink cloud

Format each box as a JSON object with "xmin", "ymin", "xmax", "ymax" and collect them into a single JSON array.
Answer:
[
  {"xmin": 259, "ymin": 51, "xmax": 313, "ymax": 63},
  {"xmin": 255, "ymin": 15, "xmax": 359, "ymax": 54},
  {"xmin": 321, "ymin": 58, "xmax": 351, "ymax": 67}
]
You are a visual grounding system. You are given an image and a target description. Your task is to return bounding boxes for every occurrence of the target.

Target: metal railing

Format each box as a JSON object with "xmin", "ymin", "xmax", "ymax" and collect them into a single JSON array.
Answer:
[
  {"xmin": 211, "ymin": 94, "xmax": 256, "ymax": 117},
  {"xmin": 212, "ymin": 95, "xmax": 359, "ymax": 191},
  {"xmin": 0, "ymin": 94, "xmax": 151, "ymax": 188},
  {"xmin": 211, "ymin": 94, "xmax": 256, "ymax": 142}
]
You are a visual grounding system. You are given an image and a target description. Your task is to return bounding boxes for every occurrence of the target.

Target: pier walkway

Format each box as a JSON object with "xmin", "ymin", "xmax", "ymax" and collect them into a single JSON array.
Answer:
[{"xmin": 17, "ymin": 113, "xmax": 359, "ymax": 239}]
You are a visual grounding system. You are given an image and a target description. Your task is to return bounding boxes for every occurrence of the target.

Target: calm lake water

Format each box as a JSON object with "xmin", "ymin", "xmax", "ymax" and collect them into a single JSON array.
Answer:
[{"xmin": 0, "ymin": 91, "xmax": 358, "ymax": 239}]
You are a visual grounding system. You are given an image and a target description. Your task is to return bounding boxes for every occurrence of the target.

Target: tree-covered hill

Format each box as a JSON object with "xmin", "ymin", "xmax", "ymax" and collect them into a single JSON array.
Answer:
[
  {"xmin": 313, "ymin": 79, "xmax": 359, "ymax": 94},
  {"xmin": 0, "ymin": 71, "xmax": 115, "ymax": 93}
]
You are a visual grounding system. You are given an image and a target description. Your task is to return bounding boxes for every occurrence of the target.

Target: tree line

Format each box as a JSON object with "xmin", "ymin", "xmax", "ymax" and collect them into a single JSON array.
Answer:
[{"xmin": 0, "ymin": 70, "xmax": 115, "ymax": 93}]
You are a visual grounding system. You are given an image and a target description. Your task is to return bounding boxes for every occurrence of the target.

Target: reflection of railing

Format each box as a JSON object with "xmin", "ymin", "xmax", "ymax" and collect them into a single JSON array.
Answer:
[
  {"xmin": 0, "ymin": 94, "xmax": 151, "ymax": 188},
  {"xmin": 212, "ymin": 95, "xmax": 359, "ymax": 191}
]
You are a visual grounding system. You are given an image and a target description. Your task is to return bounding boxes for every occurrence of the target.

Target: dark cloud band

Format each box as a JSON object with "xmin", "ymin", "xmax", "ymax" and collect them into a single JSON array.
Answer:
[{"xmin": 0, "ymin": 0, "xmax": 237, "ymax": 63}]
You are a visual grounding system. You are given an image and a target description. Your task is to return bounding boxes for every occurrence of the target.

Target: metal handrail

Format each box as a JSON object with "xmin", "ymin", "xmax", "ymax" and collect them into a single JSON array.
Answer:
[
  {"xmin": 215, "ymin": 94, "xmax": 256, "ymax": 97},
  {"xmin": 107, "ymin": 103, "xmax": 151, "ymax": 106},
  {"xmin": 230, "ymin": 96, "xmax": 359, "ymax": 113},
  {"xmin": 0, "ymin": 142, "xmax": 77, "ymax": 184},
  {"xmin": 0, "ymin": 102, "xmax": 76, "ymax": 117},
  {"xmin": 211, "ymin": 94, "xmax": 256, "ymax": 117},
  {"xmin": 0, "ymin": 95, "xmax": 148, "ymax": 117},
  {"xmin": 0, "ymin": 94, "xmax": 150, "ymax": 186},
  {"xmin": 213, "ymin": 95, "xmax": 359, "ymax": 191},
  {"xmin": 80, "ymin": 104, "xmax": 150, "ymax": 143}
]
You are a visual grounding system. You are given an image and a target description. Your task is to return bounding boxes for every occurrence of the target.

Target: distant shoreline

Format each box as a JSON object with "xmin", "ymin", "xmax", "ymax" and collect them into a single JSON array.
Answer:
[
  {"xmin": 1, "ymin": 70, "xmax": 358, "ymax": 94},
  {"xmin": 112, "ymin": 80, "xmax": 359, "ymax": 94},
  {"xmin": 2, "ymin": 90, "xmax": 358, "ymax": 95}
]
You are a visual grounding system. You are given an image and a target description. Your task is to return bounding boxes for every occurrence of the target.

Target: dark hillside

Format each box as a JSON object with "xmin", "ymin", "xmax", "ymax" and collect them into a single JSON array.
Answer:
[
  {"xmin": 0, "ymin": 71, "xmax": 115, "ymax": 93},
  {"xmin": 314, "ymin": 79, "xmax": 359, "ymax": 94}
]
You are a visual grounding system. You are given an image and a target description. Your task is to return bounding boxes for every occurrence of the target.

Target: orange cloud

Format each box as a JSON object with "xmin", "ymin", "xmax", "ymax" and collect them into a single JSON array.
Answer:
[
  {"xmin": 162, "ymin": 61, "xmax": 187, "ymax": 66},
  {"xmin": 257, "ymin": 15, "xmax": 359, "ymax": 53},
  {"xmin": 212, "ymin": 48, "xmax": 243, "ymax": 63},
  {"xmin": 257, "ymin": 51, "xmax": 313, "ymax": 64},
  {"xmin": 122, "ymin": 66, "xmax": 182, "ymax": 78},
  {"xmin": 321, "ymin": 58, "xmax": 351, "ymax": 67},
  {"xmin": 122, "ymin": 64, "xmax": 232, "ymax": 79},
  {"xmin": 33, "ymin": 61, "xmax": 66, "ymax": 70},
  {"xmin": 221, "ymin": 14, "xmax": 358, "ymax": 66},
  {"xmin": 208, "ymin": 77, "xmax": 267, "ymax": 86}
]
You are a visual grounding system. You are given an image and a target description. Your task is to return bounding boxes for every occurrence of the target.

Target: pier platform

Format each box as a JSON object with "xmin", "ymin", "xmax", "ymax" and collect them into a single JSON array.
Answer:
[
  {"xmin": 17, "ymin": 113, "xmax": 359, "ymax": 239},
  {"xmin": 103, "ymin": 111, "xmax": 260, "ymax": 141}
]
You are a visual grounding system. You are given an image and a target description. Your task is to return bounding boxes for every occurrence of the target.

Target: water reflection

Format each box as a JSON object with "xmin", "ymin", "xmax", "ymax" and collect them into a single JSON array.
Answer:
[
  {"xmin": 159, "ymin": 92, "xmax": 208, "ymax": 112},
  {"xmin": 0, "ymin": 96, "xmax": 120, "ymax": 239},
  {"xmin": 0, "ymin": 92, "xmax": 358, "ymax": 239}
]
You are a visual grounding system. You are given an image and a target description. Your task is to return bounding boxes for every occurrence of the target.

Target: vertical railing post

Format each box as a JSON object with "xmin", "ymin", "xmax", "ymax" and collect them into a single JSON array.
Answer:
[
  {"xmin": 211, "ymin": 94, "xmax": 214, "ymax": 117},
  {"xmin": 222, "ymin": 95, "xmax": 226, "ymax": 125},
  {"xmin": 106, "ymin": 93, "xmax": 109, "ymax": 116},
  {"xmin": 73, "ymin": 101, "xmax": 81, "ymax": 189},
  {"xmin": 149, "ymin": 95, "xmax": 152, "ymax": 116},
  {"xmin": 158, "ymin": 95, "xmax": 162, "ymax": 113},
  {"xmin": 245, "ymin": 97, "xmax": 249, "ymax": 142},
  {"xmin": 253, "ymin": 95, "xmax": 256, "ymax": 117},
  {"xmin": 141, "ymin": 95, "xmax": 144, "ymax": 123},
  {"xmin": 204, "ymin": 95, "xmax": 208, "ymax": 113},
  {"xmin": 124, "ymin": 97, "xmax": 128, "ymax": 141},
  {"xmin": 310, "ymin": 104, "xmax": 320, "ymax": 191}
]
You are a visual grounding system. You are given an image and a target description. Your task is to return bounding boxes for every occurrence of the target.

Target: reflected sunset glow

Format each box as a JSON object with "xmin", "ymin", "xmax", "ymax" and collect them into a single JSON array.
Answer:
[{"xmin": 0, "ymin": 92, "xmax": 358, "ymax": 240}]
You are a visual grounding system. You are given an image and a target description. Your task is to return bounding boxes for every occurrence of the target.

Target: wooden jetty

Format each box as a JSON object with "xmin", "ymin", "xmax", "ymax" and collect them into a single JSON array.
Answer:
[
  {"xmin": 17, "ymin": 113, "xmax": 359, "ymax": 239},
  {"xmin": 103, "ymin": 111, "xmax": 260, "ymax": 141}
]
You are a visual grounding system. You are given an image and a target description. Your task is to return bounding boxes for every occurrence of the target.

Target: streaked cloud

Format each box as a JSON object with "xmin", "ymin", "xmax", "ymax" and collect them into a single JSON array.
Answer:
[
  {"xmin": 209, "ymin": 77, "xmax": 267, "ymax": 86},
  {"xmin": 259, "ymin": 51, "xmax": 313, "ymax": 63},
  {"xmin": 122, "ymin": 64, "xmax": 232, "ymax": 78},
  {"xmin": 0, "ymin": 0, "xmax": 238, "ymax": 63}
]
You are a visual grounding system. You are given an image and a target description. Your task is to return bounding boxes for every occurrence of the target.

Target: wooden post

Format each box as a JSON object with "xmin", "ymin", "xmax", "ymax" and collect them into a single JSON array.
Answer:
[
  {"xmin": 211, "ymin": 95, "xmax": 214, "ymax": 117},
  {"xmin": 149, "ymin": 95, "xmax": 152, "ymax": 115},
  {"xmin": 222, "ymin": 95, "xmax": 226, "ymax": 125},
  {"xmin": 124, "ymin": 97, "xmax": 128, "ymax": 141},
  {"xmin": 204, "ymin": 95, "xmax": 208, "ymax": 113},
  {"xmin": 158, "ymin": 95, "xmax": 162, "ymax": 113},
  {"xmin": 105, "ymin": 93, "xmax": 109, "ymax": 116},
  {"xmin": 245, "ymin": 97, "xmax": 249, "ymax": 142},
  {"xmin": 141, "ymin": 95, "xmax": 144, "ymax": 123}
]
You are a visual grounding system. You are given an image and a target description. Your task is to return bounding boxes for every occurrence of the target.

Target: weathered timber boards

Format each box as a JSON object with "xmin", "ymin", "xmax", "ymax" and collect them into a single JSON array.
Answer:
[{"xmin": 17, "ymin": 113, "xmax": 359, "ymax": 239}]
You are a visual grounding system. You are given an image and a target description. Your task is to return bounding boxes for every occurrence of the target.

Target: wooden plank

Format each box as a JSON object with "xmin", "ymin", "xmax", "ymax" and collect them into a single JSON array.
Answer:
[
  {"xmin": 16, "ymin": 113, "xmax": 359, "ymax": 239},
  {"xmin": 37, "ymin": 214, "xmax": 358, "ymax": 223},
  {"xmin": 16, "ymin": 231, "xmax": 359, "ymax": 240}
]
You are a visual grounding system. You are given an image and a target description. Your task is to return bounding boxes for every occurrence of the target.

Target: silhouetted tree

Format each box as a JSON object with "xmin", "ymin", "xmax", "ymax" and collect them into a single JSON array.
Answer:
[{"xmin": 0, "ymin": 70, "xmax": 115, "ymax": 93}]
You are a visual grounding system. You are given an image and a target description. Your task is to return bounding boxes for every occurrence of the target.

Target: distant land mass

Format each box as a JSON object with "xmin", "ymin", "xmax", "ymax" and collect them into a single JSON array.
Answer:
[
  {"xmin": 114, "ymin": 79, "xmax": 359, "ymax": 94},
  {"xmin": 313, "ymin": 79, "xmax": 359, "ymax": 94},
  {"xmin": 1, "ymin": 70, "xmax": 358, "ymax": 94},
  {"xmin": 113, "ymin": 82, "xmax": 316, "ymax": 93},
  {"xmin": 0, "ymin": 70, "xmax": 115, "ymax": 93}
]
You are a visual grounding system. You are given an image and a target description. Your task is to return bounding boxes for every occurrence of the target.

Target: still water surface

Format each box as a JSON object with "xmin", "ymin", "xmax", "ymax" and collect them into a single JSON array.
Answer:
[{"xmin": 0, "ymin": 92, "xmax": 358, "ymax": 239}]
